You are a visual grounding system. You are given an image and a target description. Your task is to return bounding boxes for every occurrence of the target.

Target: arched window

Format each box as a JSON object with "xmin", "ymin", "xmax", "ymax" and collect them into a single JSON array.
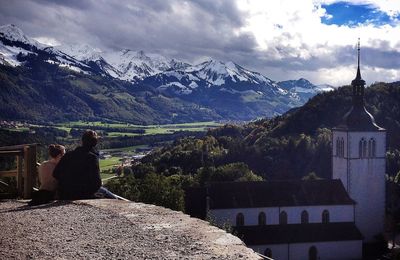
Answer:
[
  {"xmin": 370, "ymin": 138, "xmax": 376, "ymax": 157},
  {"xmin": 336, "ymin": 138, "xmax": 340, "ymax": 156},
  {"xmin": 301, "ymin": 210, "xmax": 309, "ymax": 224},
  {"xmin": 258, "ymin": 212, "xmax": 266, "ymax": 226},
  {"xmin": 362, "ymin": 139, "xmax": 367, "ymax": 158},
  {"xmin": 236, "ymin": 213, "xmax": 244, "ymax": 226},
  {"xmin": 280, "ymin": 211, "xmax": 287, "ymax": 225},
  {"xmin": 340, "ymin": 138, "xmax": 345, "ymax": 157},
  {"xmin": 264, "ymin": 248, "xmax": 272, "ymax": 258},
  {"xmin": 337, "ymin": 138, "xmax": 345, "ymax": 157},
  {"xmin": 322, "ymin": 210, "xmax": 329, "ymax": 224},
  {"xmin": 368, "ymin": 139, "xmax": 372, "ymax": 157},
  {"xmin": 359, "ymin": 138, "xmax": 367, "ymax": 158},
  {"xmin": 309, "ymin": 246, "xmax": 318, "ymax": 260}
]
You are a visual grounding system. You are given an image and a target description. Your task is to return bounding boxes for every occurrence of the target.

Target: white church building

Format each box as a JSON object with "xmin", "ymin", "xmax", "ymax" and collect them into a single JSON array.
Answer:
[{"xmin": 203, "ymin": 46, "xmax": 386, "ymax": 259}]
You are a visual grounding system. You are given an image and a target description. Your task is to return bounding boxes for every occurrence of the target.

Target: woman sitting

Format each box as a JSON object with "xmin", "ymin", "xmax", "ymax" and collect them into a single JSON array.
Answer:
[{"xmin": 28, "ymin": 144, "xmax": 65, "ymax": 206}]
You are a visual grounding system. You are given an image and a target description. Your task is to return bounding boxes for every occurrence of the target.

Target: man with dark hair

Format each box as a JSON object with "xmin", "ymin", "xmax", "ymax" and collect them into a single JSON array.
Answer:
[{"xmin": 53, "ymin": 130, "xmax": 102, "ymax": 200}]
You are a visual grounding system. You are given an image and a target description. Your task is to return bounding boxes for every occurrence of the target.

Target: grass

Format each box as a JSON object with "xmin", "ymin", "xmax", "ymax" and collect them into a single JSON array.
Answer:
[
  {"xmin": 101, "ymin": 145, "xmax": 149, "ymax": 153},
  {"xmin": 57, "ymin": 120, "xmax": 221, "ymax": 130},
  {"xmin": 53, "ymin": 120, "xmax": 222, "ymax": 138},
  {"xmin": 100, "ymin": 156, "xmax": 122, "ymax": 171},
  {"xmin": 107, "ymin": 132, "xmax": 139, "ymax": 137},
  {"xmin": 100, "ymin": 172, "xmax": 116, "ymax": 181}
]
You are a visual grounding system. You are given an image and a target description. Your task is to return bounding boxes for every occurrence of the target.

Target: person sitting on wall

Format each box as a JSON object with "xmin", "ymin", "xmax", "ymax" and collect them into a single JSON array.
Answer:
[
  {"xmin": 53, "ymin": 130, "xmax": 102, "ymax": 200},
  {"xmin": 28, "ymin": 144, "xmax": 65, "ymax": 206}
]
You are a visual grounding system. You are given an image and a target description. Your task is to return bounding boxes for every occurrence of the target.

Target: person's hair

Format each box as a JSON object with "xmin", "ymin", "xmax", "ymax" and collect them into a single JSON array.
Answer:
[
  {"xmin": 82, "ymin": 130, "xmax": 98, "ymax": 148},
  {"xmin": 48, "ymin": 144, "xmax": 65, "ymax": 158}
]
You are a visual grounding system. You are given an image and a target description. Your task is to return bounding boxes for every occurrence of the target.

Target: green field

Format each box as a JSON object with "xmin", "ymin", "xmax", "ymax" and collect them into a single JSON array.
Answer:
[
  {"xmin": 100, "ymin": 156, "xmax": 122, "ymax": 171},
  {"xmin": 54, "ymin": 120, "xmax": 222, "ymax": 137},
  {"xmin": 101, "ymin": 145, "xmax": 149, "ymax": 153},
  {"xmin": 2, "ymin": 121, "xmax": 222, "ymax": 138}
]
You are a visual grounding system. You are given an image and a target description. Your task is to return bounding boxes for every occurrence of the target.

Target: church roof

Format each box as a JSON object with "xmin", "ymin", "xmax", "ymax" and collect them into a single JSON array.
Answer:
[
  {"xmin": 207, "ymin": 179, "xmax": 355, "ymax": 209},
  {"xmin": 336, "ymin": 105, "xmax": 384, "ymax": 131},
  {"xmin": 335, "ymin": 39, "xmax": 384, "ymax": 131},
  {"xmin": 234, "ymin": 222, "xmax": 363, "ymax": 245}
]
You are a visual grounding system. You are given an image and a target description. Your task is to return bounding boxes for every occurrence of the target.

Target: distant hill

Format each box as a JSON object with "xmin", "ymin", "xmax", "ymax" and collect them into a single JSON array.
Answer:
[
  {"xmin": 0, "ymin": 24, "xmax": 331, "ymax": 123},
  {"xmin": 136, "ymin": 82, "xmax": 400, "ymax": 181}
]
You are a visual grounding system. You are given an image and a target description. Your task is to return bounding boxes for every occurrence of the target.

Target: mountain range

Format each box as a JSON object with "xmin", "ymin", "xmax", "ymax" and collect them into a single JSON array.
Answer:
[{"xmin": 0, "ymin": 24, "xmax": 334, "ymax": 124}]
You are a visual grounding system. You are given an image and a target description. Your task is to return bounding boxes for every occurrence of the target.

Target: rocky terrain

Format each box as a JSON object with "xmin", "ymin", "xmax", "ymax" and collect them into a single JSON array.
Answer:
[{"xmin": 0, "ymin": 199, "xmax": 260, "ymax": 259}]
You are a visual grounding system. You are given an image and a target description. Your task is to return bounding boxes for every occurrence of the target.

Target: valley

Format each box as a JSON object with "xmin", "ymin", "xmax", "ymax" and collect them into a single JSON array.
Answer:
[{"xmin": 0, "ymin": 119, "xmax": 222, "ymax": 180}]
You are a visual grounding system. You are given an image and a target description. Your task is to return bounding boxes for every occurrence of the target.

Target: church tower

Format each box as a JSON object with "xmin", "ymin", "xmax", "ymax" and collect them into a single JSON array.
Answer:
[{"xmin": 332, "ymin": 40, "xmax": 386, "ymax": 242}]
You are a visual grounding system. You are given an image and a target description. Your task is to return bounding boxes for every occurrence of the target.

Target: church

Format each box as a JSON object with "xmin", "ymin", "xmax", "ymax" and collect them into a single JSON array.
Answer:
[{"xmin": 189, "ymin": 45, "xmax": 387, "ymax": 260}]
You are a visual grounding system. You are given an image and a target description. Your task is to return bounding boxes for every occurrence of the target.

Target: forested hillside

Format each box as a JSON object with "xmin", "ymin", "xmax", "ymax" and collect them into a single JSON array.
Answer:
[
  {"xmin": 106, "ymin": 82, "xmax": 400, "ymax": 210},
  {"xmin": 0, "ymin": 62, "xmax": 219, "ymax": 124}
]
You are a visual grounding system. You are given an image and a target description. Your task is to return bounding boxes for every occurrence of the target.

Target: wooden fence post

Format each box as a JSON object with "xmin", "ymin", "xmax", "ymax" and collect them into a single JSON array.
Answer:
[
  {"xmin": 30, "ymin": 145, "xmax": 37, "ymax": 190},
  {"xmin": 16, "ymin": 154, "xmax": 23, "ymax": 196},
  {"xmin": 22, "ymin": 146, "xmax": 36, "ymax": 199}
]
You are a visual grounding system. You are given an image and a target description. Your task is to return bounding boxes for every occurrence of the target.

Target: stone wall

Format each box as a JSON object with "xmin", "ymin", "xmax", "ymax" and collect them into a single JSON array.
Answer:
[{"xmin": 0, "ymin": 199, "xmax": 261, "ymax": 259}]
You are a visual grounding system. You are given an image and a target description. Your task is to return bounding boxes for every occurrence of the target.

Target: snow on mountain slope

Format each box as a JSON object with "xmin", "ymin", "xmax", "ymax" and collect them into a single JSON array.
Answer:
[
  {"xmin": 0, "ymin": 23, "xmax": 331, "ymax": 117},
  {"xmin": 185, "ymin": 59, "xmax": 274, "ymax": 87},
  {"xmin": 57, "ymin": 43, "xmax": 103, "ymax": 62},
  {"xmin": 56, "ymin": 45, "xmax": 190, "ymax": 81},
  {"xmin": 0, "ymin": 43, "xmax": 33, "ymax": 66},
  {"xmin": 0, "ymin": 24, "xmax": 43, "ymax": 48}
]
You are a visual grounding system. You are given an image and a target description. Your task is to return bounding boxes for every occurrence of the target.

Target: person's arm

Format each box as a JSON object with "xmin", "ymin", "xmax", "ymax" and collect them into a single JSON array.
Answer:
[{"xmin": 88, "ymin": 154, "xmax": 102, "ymax": 192}]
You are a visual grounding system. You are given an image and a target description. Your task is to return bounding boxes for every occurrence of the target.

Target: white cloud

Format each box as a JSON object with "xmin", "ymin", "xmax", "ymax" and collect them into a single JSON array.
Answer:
[
  {"xmin": 0, "ymin": 0, "xmax": 399, "ymax": 86},
  {"xmin": 33, "ymin": 37, "xmax": 60, "ymax": 46},
  {"xmin": 235, "ymin": 0, "xmax": 400, "ymax": 85}
]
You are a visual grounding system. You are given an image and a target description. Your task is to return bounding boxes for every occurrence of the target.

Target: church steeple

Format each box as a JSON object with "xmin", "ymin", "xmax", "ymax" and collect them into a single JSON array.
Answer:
[
  {"xmin": 351, "ymin": 39, "xmax": 366, "ymax": 106},
  {"xmin": 337, "ymin": 39, "xmax": 383, "ymax": 131}
]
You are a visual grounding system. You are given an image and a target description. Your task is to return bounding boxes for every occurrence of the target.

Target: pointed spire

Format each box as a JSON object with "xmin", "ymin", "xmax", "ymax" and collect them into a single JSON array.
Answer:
[
  {"xmin": 351, "ymin": 38, "xmax": 365, "ymax": 90},
  {"xmin": 356, "ymin": 38, "xmax": 362, "ymax": 80}
]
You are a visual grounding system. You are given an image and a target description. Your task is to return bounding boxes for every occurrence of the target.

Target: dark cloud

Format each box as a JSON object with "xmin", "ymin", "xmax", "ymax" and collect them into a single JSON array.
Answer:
[
  {"xmin": 31, "ymin": 0, "xmax": 94, "ymax": 10},
  {"xmin": 0, "ymin": 0, "xmax": 398, "ymax": 85}
]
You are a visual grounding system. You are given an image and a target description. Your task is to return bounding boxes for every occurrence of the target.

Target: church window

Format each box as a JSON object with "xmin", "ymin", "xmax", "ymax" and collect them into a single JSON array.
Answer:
[
  {"xmin": 280, "ymin": 211, "xmax": 287, "ymax": 225},
  {"xmin": 336, "ymin": 138, "xmax": 340, "ymax": 156},
  {"xmin": 258, "ymin": 212, "xmax": 266, "ymax": 226},
  {"xmin": 336, "ymin": 138, "xmax": 345, "ymax": 157},
  {"xmin": 322, "ymin": 210, "xmax": 329, "ymax": 223},
  {"xmin": 363, "ymin": 139, "xmax": 367, "ymax": 157},
  {"xmin": 301, "ymin": 210, "xmax": 309, "ymax": 224},
  {"xmin": 368, "ymin": 139, "xmax": 372, "ymax": 157},
  {"xmin": 340, "ymin": 138, "xmax": 344, "ymax": 157},
  {"xmin": 236, "ymin": 213, "xmax": 244, "ymax": 226},
  {"xmin": 359, "ymin": 138, "xmax": 367, "ymax": 158},
  {"xmin": 309, "ymin": 246, "xmax": 318, "ymax": 260},
  {"xmin": 369, "ymin": 138, "xmax": 376, "ymax": 157},
  {"xmin": 264, "ymin": 248, "xmax": 272, "ymax": 258}
]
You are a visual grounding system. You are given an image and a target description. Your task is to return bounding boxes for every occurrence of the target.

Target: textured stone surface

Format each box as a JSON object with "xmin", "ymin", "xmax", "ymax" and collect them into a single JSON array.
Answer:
[{"xmin": 0, "ymin": 199, "xmax": 260, "ymax": 259}]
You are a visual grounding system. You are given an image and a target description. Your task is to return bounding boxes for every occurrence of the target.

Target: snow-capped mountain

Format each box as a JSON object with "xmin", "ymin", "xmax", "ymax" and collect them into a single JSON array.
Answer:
[
  {"xmin": 0, "ymin": 24, "xmax": 330, "ymax": 120},
  {"xmin": 0, "ymin": 24, "xmax": 43, "ymax": 47},
  {"xmin": 142, "ymin": 59, "xmax": 284, "ymax": 95}
]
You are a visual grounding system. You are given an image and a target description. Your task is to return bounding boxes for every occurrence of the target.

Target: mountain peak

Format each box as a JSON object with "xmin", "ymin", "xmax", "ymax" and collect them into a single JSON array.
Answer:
[
  {"xmin": 57, "ymin": 43, "xmax": 103, "ymax": 61},
  {"xmin": 0, "ymin": 24, "xmax": 39, "ymax": 46}
]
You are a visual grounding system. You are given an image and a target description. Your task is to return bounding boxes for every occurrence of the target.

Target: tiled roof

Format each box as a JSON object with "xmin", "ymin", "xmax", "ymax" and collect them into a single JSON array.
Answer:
[
  {"xmin": 234, "ymin": 222, "xmax": 363, "ymax": 245},
  {"xmin": 207, "ymin": 180, "xmax": 355, "ymax": 209}
]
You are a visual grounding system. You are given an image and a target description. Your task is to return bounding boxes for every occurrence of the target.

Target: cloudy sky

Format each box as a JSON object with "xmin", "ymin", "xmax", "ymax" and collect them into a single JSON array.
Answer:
[{"xmin": 1, "ymin": 0, "xmax": 400, "ymax": 86}]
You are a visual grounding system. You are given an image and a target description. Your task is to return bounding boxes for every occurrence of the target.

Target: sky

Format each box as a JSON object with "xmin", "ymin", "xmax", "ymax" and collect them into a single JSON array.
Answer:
[{"xmin": 0, "ymin": 0, "xmax": 400, "ymax": 86}]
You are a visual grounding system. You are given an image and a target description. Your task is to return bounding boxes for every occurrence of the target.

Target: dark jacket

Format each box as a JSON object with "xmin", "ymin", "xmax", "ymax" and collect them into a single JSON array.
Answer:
[{"xmin": 53, "ymin": 146, "xmax": 101, "ymax": 200}]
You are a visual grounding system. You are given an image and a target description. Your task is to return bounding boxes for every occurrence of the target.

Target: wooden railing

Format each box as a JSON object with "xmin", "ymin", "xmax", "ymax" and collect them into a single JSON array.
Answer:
[{"xmin": 0, "ymin": 144, "xmax": 37, "ymax": 199}]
